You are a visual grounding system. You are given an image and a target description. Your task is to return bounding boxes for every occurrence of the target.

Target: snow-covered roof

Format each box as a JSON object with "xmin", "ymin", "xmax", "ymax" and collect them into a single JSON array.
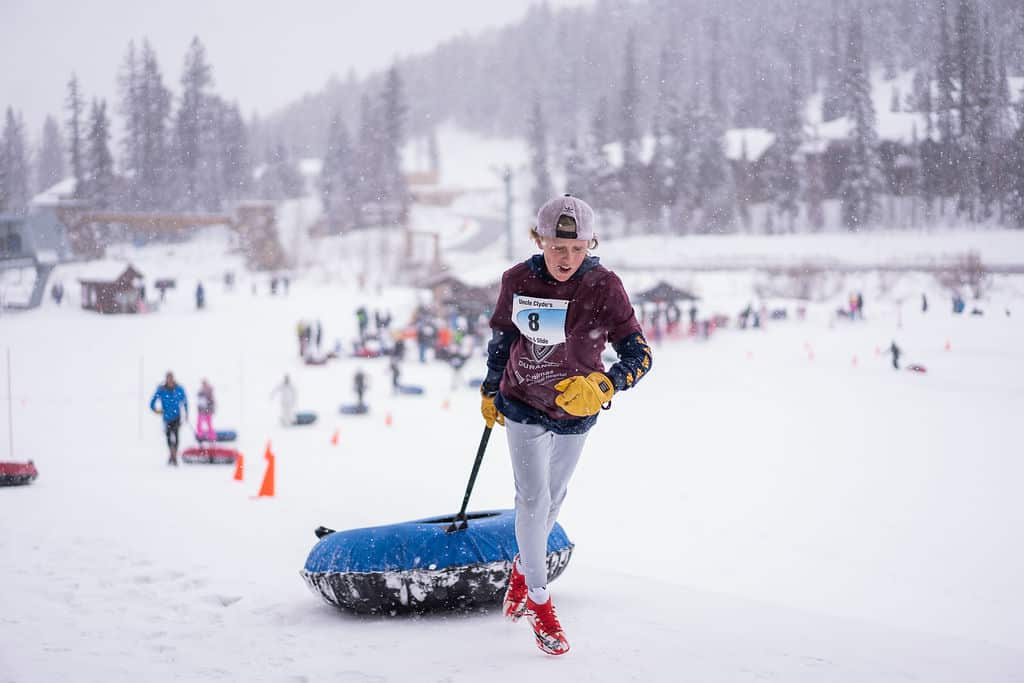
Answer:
[
  {"xmin": 30, "ymin": 177, "xmax": 77, "ymax": 206},
  {"xmin": 299, "ymin": 158, "xmax": 322, "ymax": 177},
  {"xmin": 724, "ymin": 128, "xmax": 776, "ymax": 162},
  {"xmin": 803, "ymin": 69, "xmax": 1024, "ymax": 151},
  {"xmin": 71, "ymin": 259, "xmax": 144, "ymax": 283}
]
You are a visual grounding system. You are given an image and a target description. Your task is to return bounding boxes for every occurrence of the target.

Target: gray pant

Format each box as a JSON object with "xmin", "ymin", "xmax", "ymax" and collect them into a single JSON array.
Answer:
[{"xmin": 506, "ymin": 419, "xmax": 589, "ymax": 590}]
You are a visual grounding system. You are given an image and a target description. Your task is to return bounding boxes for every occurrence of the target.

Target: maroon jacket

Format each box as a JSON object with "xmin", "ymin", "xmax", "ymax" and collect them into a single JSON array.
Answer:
[{"xmin": 486, "ymin": 255, "xmax": 645, "ymax": 431}]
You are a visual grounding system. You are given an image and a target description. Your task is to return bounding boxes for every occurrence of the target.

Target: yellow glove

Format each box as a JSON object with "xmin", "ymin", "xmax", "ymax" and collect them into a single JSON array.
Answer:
[
  {"xmin": 480, "ymin": 391, "xmax": 505, "ymax": 428},
  {"xmin": 554, "ymin": 372, "xmax": 615, "ymax": 417}
]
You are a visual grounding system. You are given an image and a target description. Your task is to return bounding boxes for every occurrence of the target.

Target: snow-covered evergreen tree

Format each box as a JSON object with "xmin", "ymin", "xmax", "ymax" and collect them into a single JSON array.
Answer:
[
  {"xmin": 138, "ymin": 41, "xmax": 173, "ymax": 210},
  {"xmin": 618, "ymin": 29, "xmax": 644, "ymax": 231},
  {"xmin": 259, "ymin": 142, "xmax": 303, "ymax": 200},
  {"xmin": 766, "ymin": 48, "xmax": 804, "ymax": 233},
  {"xmin": 1010, "ymin": 122, "xmax": 1024, "ymax": 228},
  {"xmin": 0, "ymin": 108, "xmax": 31, "ymax": 212},
  {"xmin": 822, "ymin": 2, "xmax": 846, "ymax": 122},
  {"xmin": 838, "ymin": 11, "xmax": 884, "ymax": 230},
  {"xmin": 84, "ymin": 99, "xmax": 115, "ymax": 209},
  {"xmin": 36, "ymin": 115, "xmax": 65, "ymax": 193},
  {"xmin": 65, "ymin": 73, "xmax": 85, "ymax": 199},
  {"xmin": 219, "ymin": 102, "xmax": 250, "ymax": 202},
  {"xmin": 527, "ymin": 98, "xmax": 552, "ymax": 212},
  {"xmin": 379, "ymin": 64, "xmax": 409, "ymax": 222},
  {"xmin": 175, "ymin": 37, "xmax": 214, "ymax": 210},
  {"xmin": 118, "ymin": 41, "xmax": 144, "ymax": 208},
  {"xmin": 320, "ymin": 109, "xmax": 358, "ymax": 233}
]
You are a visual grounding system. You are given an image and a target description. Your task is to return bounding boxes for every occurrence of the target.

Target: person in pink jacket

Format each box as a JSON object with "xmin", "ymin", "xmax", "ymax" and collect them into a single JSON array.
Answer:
[{"xmin": 196, "ymin": 378, "xmax": 216, "ymax": 441}]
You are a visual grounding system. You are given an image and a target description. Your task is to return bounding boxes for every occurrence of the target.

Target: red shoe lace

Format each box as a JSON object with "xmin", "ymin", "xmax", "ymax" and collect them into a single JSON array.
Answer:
[{"xmin": 529, "ymin": 598, "xmax": 563, "ymax": 635}]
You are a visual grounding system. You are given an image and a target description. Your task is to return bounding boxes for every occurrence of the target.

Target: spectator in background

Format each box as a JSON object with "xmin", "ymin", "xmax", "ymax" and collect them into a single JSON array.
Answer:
[{"xmin": 196, "ymin": 378, "xmax": 216, "ymax": 441}]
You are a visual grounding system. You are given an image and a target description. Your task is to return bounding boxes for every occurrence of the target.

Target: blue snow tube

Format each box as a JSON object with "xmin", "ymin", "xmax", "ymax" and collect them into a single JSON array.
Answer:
[
  {"xmin": 339, "ymin": 404, "xmax": 369, "ymax": 415},
  {"xmin": 397, "ymin": 384, "xmax": 424, "ymax": 395},
  {"xmin": 300, "ymin": 509, "xmax": 573, "ymax": 614}
]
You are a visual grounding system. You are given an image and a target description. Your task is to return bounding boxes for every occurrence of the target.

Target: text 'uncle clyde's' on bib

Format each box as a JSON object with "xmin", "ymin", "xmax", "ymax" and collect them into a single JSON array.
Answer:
[{"xmin": 512, "ymin": 294, "xmax": 569, "ymax": 346}]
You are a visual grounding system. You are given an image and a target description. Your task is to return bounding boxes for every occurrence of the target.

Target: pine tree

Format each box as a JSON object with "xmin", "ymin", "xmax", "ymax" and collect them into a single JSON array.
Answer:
[
  {"xmin": 259, "ymin": 142, "xmax": 303, "ymax": 200},
  {"xmin": 219, "ymin": 102, "xmax": 250, "ymax": 201},
  {"xmin": 427, "ymin": 127, "xmax": 441, "ymax": 179},
  {"xmin": 768, "ymin": 49, "xmax": 804, "ymax": 233},
  {"xmin": 0, "ymin": 108, "xmax": 31, "ymax": 212},
  {"xmin": 176, "ymin": 37, "xmax": 214, "ymax": 210},
  {"xmin": 65, "ymin": 73, "xmax": 85, "ymax": 199},
  {"xmin": 618, "ymin": 28, "xmax": 644, "ymax": 231},
  {"xmin": 935, "ymin": 0, "xmax": 958, "ymax": 214},
  {"xmin": 562, "ymin": 134, "xmax": 588, "ymax": 199},
  {"xmin": 118, "ymin": 40, "xmax": 144, "ymax": 207},
  {"xmin": 1010, "ymin": 122, "xmax": 1024, "ymax": 228},
  {"xmin": 975, "ymin": 21, "xmax": 1008, "ymax": 221},
  {"xmin": 354, "ymin": 93, "xmax": 382, "ymax": 226},
  {"xmin": 320, "ymin": 109, "xmax": 357, "ymax": 233},
  {"xmin": 823, "ymin": 1, "xmax": 846, "ymax": 122},
  {"xmin": 648, "ymin": 41, "xmax": 682, "ymax": 227},
  {"xmin": 36, "ymin": 115, "xmax": 66, "ymax": 192},
  {"xmin": 668, "ymin": 94, "xmax": 697, "ymax": 234},
  {"xmin": 954, "ymin": 0, "xmax": 979, "ymax": 137},
  {"xmin": 84, "ymin": 99, "xmax": 115, "ymax": 209},
  {"xmin": 138, "ymin": 41, "xmax": 173, "ymax": 210},
  {"xmin": 379, "ymin": 64, "xmax": 409, "ymax": 223},
  {"xmin": 838, "ymin": 11, "xmax": 884, "ymax": 230},
  {"xmin": 527, "ymin": 98, "xmax": 552, "ymax": 212}
]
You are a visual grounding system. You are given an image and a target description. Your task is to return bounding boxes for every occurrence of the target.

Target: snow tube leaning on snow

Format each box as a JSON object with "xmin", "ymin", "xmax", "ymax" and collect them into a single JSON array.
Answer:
[
  {"xmin": 339, "ymin": 404, "xmax": 369, "ymax": 415},
  {"xmin": 396, "ymin": 385, "xmax": 424, "ymax": 396},
  {"xmin": 215, "ymin": 430, "xmax": 237, "ymax": 442},
  {"xmin": 0, "ymin": 460, "xmax": 38, "ymax": 486},
  {"xmin": 301, "ymin": 509, "xmax": 573, "ymax": 614},
  {"xmin": 293, "ymin": 411, "xmax": 318, "ymax": 426},
  {"xmin": 181, "ymin": 446, "xmax": 238, "ymax": 464}
]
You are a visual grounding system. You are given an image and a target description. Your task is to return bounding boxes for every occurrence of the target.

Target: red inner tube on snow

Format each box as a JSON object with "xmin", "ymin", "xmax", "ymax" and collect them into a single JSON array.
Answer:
[{"xmin": 0, "ymin": 461, "xmax": 38, "ymax": 486}]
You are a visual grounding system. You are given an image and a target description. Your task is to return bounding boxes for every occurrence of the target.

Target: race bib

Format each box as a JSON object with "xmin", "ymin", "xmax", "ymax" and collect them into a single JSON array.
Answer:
[{"xmin": 512, "ymin": 294, "xmax": 569, "ymax": 346}]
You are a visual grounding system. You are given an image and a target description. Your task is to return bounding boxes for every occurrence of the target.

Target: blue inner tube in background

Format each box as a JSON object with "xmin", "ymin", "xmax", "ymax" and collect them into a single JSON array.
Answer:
[
  {"xmin": 339, "ymin": 404, "xmax": 369, "ymax": 415},
  {"xmin": 397, "ymin": 385, "xmax": 425, "ymax": 396},
  {"xmin": 215, "ymin": 430, "xmax": 237, "ymax": 442},
  {"xmin": 301, "ymin": 509, "xmax": 573, "ymax": 614},
  {"xmin": 293, "ymin": 412, "xmax": 318, "ymax": 426}
]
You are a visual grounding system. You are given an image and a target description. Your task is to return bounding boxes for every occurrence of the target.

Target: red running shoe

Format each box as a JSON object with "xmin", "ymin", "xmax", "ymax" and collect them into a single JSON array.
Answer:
[
  {"xmin": 502, "ymin": 556, "xmax": 528, "ymax": 621},
  {"xmin": 524, "ymin": 597, "xmax": 570, "ymax": 656}
]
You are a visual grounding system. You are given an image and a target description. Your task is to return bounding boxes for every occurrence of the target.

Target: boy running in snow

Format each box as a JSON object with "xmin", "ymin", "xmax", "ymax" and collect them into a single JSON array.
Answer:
[
  {"xmin": 481, "ymin": 194, "xmax": 652, "ymax": 655},
  {"xmin": 150, "ymin": 372, "xmax": 189, "ymax": 465}
]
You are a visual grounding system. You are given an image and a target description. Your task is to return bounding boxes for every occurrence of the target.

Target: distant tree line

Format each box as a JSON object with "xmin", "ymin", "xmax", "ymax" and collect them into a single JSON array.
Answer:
[
  {"xmin": 0, "ymin": 37, "xmax": 409, "ymax": 233},
  {"xmin": 261, "ymin": 0, "xmax": 1024, "ymax": 231}
]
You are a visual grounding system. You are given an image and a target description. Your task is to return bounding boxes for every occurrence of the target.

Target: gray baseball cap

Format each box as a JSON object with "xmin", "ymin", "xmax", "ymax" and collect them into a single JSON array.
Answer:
[{"xmin": 536, "ymin": 194, "xmax": 596, "ymax": 241}]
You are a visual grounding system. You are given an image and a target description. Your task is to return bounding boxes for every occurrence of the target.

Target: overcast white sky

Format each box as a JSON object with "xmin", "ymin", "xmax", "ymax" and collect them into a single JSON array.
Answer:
[{"xmin": 2, "ymin": 0, "xmax": 592, "ymax": 140}]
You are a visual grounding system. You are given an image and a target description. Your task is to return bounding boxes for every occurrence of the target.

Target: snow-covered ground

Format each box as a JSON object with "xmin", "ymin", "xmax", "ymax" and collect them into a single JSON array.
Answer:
[{"xmin": 1, "ymin": 221, "xmax": 1023, "ymax": 681}]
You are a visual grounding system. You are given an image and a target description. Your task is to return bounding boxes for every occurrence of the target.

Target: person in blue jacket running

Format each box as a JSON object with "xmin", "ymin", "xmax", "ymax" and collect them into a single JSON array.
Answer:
[{"xmin": 150, "ymin": 371, "xmax": 189, "ymax": 465}]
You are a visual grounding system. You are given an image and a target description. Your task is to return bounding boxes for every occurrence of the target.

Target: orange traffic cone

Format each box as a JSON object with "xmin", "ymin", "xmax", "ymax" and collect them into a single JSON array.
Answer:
[
  {"xmin": 257, "ymin": 442, "xmax": 275, "ymax": 498},
  {"xmin": 330, "ymin": 429, "xmax": 340, "ymax": 446},
  {"xmin": 233, "ymin": 453, "xmax": 244, "ymax": 481},
  {"xmin": 442, "ymin": 398, "xmax": 451, "ymax": 411},
  {"xmin": 944, "ymin": 339, "xmax": 951, "ymax": 351},
  {"xmin": 385, "ymin": 412, "xmax": 393, "ymax": 427}
]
